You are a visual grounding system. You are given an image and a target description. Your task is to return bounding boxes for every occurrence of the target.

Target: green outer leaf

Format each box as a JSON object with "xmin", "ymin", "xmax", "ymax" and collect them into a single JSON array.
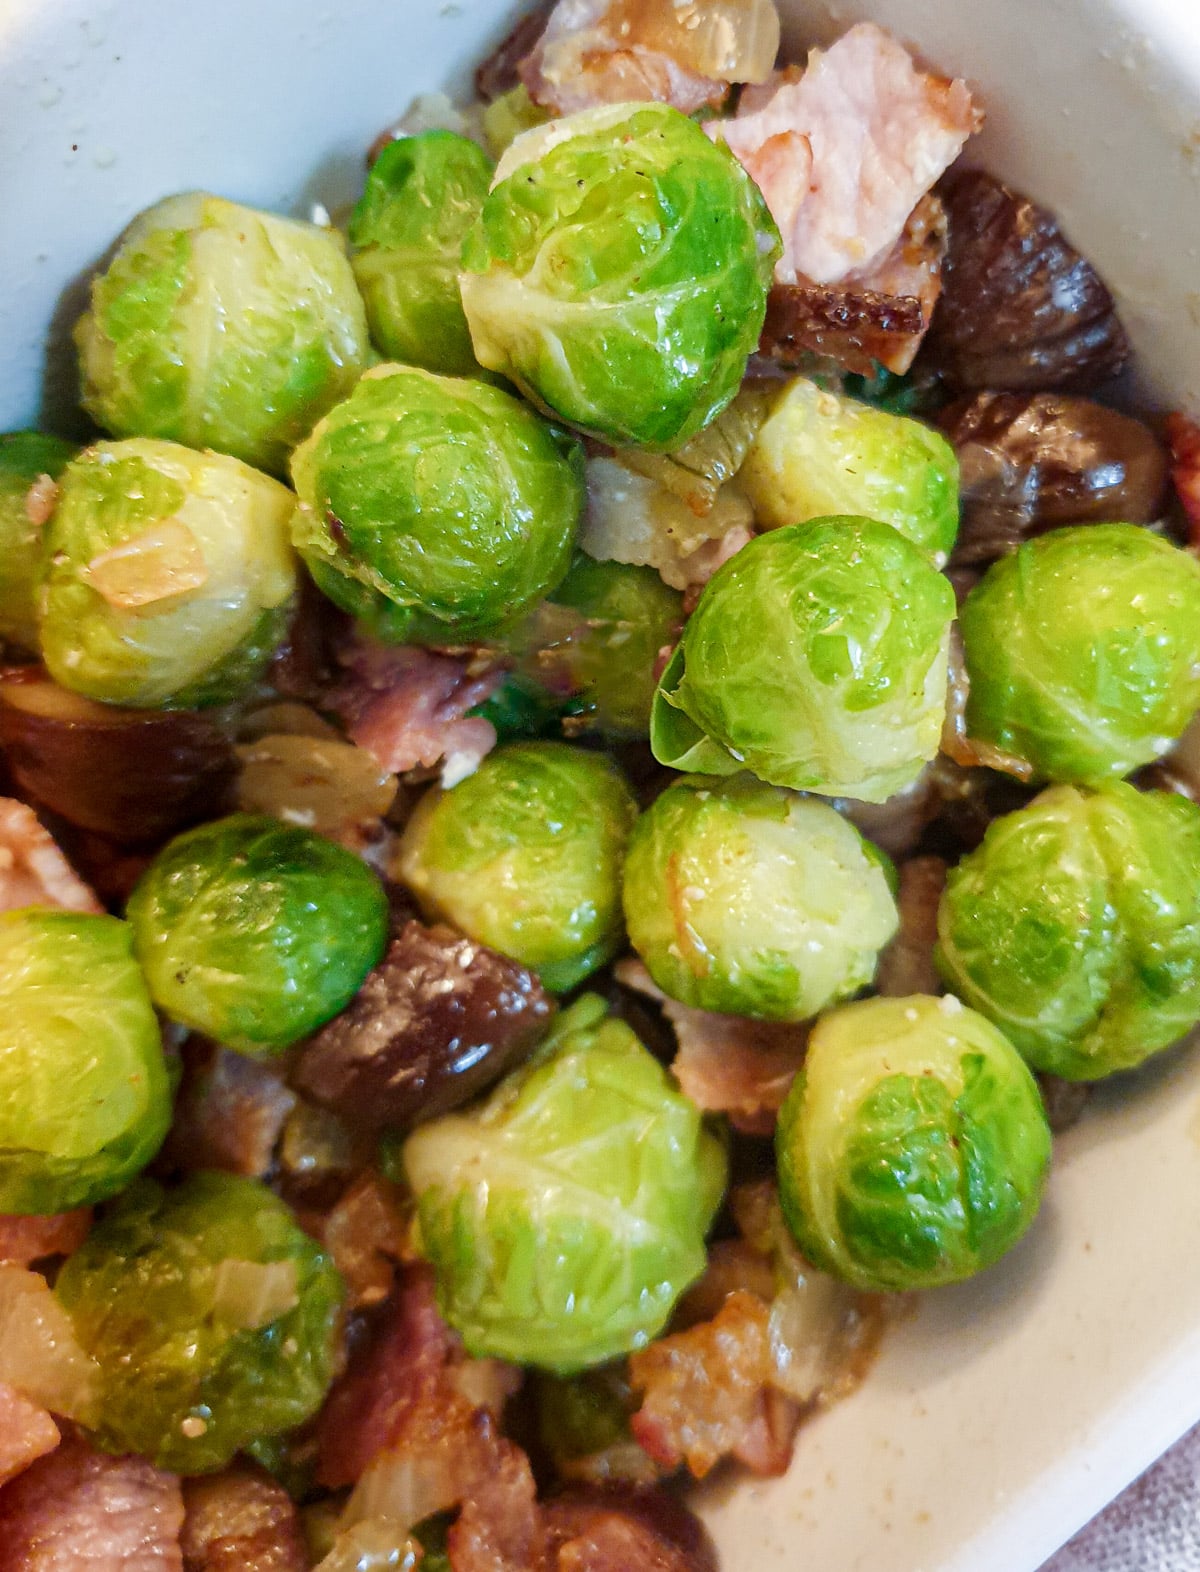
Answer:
[
  {"xmin": 651, "ymin": 518, "xmax": 954, "ymax": 802},
  {"xmin": 75, "ymin": 193, "xmax": 370, "ymax": 475},
  {"xmin": 403, "ymin": 995, "xmax": 728, "ymax": 1370},
  {"xmin": 290, "ymin": 365, "xmax": 584, "ymax": 645},
  {"xmin": 396, "ymin": 742, "xmax": 637, "ymax": 993},
  {"xmin": 622, "ymin": 774, "xmax": 898, "ymax": 1021},
  {"xmin": 127, "ymin": 814, "xmax": 389, "ymax": 1053},
  {"xmin": 460, "ymin": 102, "xmax": 780, "ymax": 451},
  {"xmin": 960, "ymin": 523, "xmax": 1200, "ymax": 784},
  {"xmin": 56, "ymin": 1172, "xmax": 344, "ymax": 1472},
  {"xmin": 0, "ymin": 910, "xmax": 171, "ymax": 1213},
  {"xmin": 350, "ymin": 131, "xmax": 493, "ymax": 375},
  {"xmin": 936, "ymin": 781, "xmax": 1200, "ymax": 1078},
  {"xmin": 0, "ymin": 431, "xmax": 78, "ymax": 649},
  {"xmin": 776, "ymin": 995, "xmax": 1051, "ymax": 1292}
]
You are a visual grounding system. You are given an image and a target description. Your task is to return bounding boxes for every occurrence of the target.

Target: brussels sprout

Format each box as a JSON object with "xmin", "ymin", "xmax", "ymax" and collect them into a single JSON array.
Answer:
[
  {"xmin": 75, "ymin": 193, "xmax": 370, "ymax": 474},
  {"xmin": 127, "ymin": 814, "xmax": 389, "ymax": 1054},
  {"xmin": 739, "ymin": 377, "xmax": 959, "ymax": 563},
  {"xmin": 482, "ymin": 84, "xmax": 549, "ymax": 159},
  {"xmin": 776, "ymin": 994, "xmax": 1051, "ymax": 1291},
  {"xmin": 395, "ymin": 742, "xmax": 637, "ymax": 992},
  {"xmin": 290, "ymin": 366, "xmax": 583, "ymax": 644},
  {"xmin": 402, "ymin": 994, "xmax": 727, "ymax": 1369},
  {"xmin": 349, "ymin": 131, "xmax": 492, "ymax": 375},
  {"xmin": 652, "ymin": 518, "xmax": 955, "ymax": 803},
  {"xmin": 37, "ymin": 439, "xmax": 296, "ymax": 708},
  {"xmin": 55, "ymin": 1172, "xmax": 343, "ymax": 1472},
  {"xmin": 548, "ymin": 556, "xmax": 683, "ymax": 738},
  {"xmin": 0, "ymin": 431, "xmax": 77, "ymax": 650},
  {"xmin": 936, "ymin": 782, "xmax": 1200, "ymax": 1079},
  {"xmin": 0, "ymin": 910, "xmax": 171, "ymax": 1213},
  {"xmin": 460, "ymin": 103, "xmax": 779, "ymax": 451},
  {"xmin": 960, "ymin": 524, "xmax": 1200, "ymax": 784},
  {"xmin": 623, "ymin": 776, "xmax": 898, "ymax": 1021}
]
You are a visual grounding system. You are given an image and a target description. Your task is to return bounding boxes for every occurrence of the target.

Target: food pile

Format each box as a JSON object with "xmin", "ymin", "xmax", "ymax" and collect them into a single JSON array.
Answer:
[{"xmin": 2, "ymin": 1, "xmax": 1200, "ymax": 1566}]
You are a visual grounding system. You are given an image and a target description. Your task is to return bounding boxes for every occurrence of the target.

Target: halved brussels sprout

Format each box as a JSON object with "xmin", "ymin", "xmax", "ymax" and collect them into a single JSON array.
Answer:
[
  {"xmin": 0, "ymin": 431, "xmax": 77, "ymax": 650},
  {"xmin": 349, "ymin": 131, "xmax": 492, "ymax": 375},
  {"xmin": 623, "ymin": 776, "xmax": 899, "ymax": 1021},
  {"xmin": 55, "ymin": 1172, "xmax": 344, "ymax": 1472},
  {"xmin": 127, "ymin": 814, "xmax": 389, "ymax": 1055},
  {"xmin": 395, "ymin": 742, "xmax": 637, "ymax": 993},
  {"xmin": 75, "ymin": 193, "xmax": 370, "ymax": 474},
  {"xmin": 0, "ymin": 910, "xmax": 171, "ymax": 1214},
  {"xmin": 960, "ymin": 523, "xmax": 1200, "ymax": 784},
  {"xmin": 290, "ymin": 366, "xmax": 583, "ymax": 644},
  {"xmin": 37, "ymin": 439, "xmax": 296, "ymax": 708},
  {"xmin": 402, "ymin": 994, "xmax": 727, "ymax": 1370},
  {"xmin": 548, "ymin": 555, "xmax": 683, "ymax": 738},
  {"xmin": 739, "ymin": 377, "xmax": 960, "ymax": 563},
  {"xmin": 776, "ymin": 994, "xmax": 1051, "ymax": 1291},
  {"xmin": 936, "ymin": 782, "xmax": 1200, "ymax": 1079},
  {"xmin": 652, "ymin": 518, "xmax": 955, "ymax": 803},
  {"xmin": 460, "ymin": 102, "xmax": 779, "ymax": 451}
]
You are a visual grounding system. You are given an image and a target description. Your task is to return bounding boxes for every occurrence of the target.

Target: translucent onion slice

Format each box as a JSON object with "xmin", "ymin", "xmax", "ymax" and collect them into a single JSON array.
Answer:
[
  {"xmin": 616, "ymin": 0, "xmax": 782, "ymax": 84},
  {"xmin": 314, "ymin": 1517, "xmax": 421, "ymax": 1572},
  {"xmin": 209, "ymin": 1258, "xmax": 300, "ymax": 1331},
  {"xmin": 235, "ymin": 733, "xmax": 397, "ymax": 838},
  {"xmin": 0, "ymin": 1265, "xmax": 100, "ymax": 1424},
  {"xmin": 342, "ymin": 1447, "xmax": 459, "ymax": 1534}
]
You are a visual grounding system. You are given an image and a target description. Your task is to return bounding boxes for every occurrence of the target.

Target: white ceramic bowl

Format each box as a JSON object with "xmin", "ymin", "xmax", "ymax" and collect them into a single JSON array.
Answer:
[{"xmin": 4, "ymin": 2, "xmax": 1200, "ymax": 1568}]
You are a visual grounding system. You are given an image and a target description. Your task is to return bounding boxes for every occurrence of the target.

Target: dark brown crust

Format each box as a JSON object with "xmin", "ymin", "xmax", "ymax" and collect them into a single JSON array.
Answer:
[
  {"xmin": 922, "ymin": 169, "xmax": 1129, "ymax": 391},
  {"xmin": 759, "ymin": 285, "xmax": 924, "ymax": 376},
  {"xmin": 291, "ymin": 921, "xmax": 553, "ymax": 1133}
]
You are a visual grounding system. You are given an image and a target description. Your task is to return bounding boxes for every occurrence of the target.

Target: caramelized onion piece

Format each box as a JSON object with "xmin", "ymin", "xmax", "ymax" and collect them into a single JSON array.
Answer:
[
  {"xmin": 235, "ymin": 732, "xmax": 397, "ymax": 843},
  {"xmin": 0, "ymin": 669, "xmax": 235, "ymax": 843},
  {"xmin": 291, "ymin": 921, "xmax": 554, "ymax": 1134},
  {"xmin": 942, "ymin": 392, "xmax": 1168, "ymax": 567},
  {"xmin": 923, "ymin": 170, "xmax": 1129, "ymax": 391}
]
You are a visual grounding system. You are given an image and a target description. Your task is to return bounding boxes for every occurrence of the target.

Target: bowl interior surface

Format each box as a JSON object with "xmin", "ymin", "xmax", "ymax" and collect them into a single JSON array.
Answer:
[{"xmin": 3, "ymin": 1, "xmax": 1200, "ymax": 1568}]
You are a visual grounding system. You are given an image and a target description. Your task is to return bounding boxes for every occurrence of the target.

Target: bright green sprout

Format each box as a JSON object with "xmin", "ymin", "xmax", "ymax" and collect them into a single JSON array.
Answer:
[
  {"xmin": 652, "ymin": 517, "xmax": 955, "ymax": 803},
  {"xmin": 395, "ymin": 741, "xmax": 638, "ymax": 993},
  {"xmin": 623, "ymin": 775, "xmax": 899, "ymax": 1021},
  {"xmin": 936, "ymin": 781, "xmax": 1200, "ymax": 1079},
  {"xmin": 290, "ymin": 366, "xmax": 583, "ymax": 645},
  {"xmin": 37, "ymin": 438, "xmax": 296, "ymax": 709},
  {"xmin": 776, "ymin": 994, "xmax": 1051, "ymax": 1292},
  {"xmin": 960, "ymin": 523, "xmax": 1200, "ymax": 784},
  {"xmin": 75, "ymin": 193, "xmax": 370, "ymax": 474},
  {"xmin": 0, "ymin": 431, "xmax": 77, "ymax": 650},
  {"xmin": 402, "ymin": 994, "xmax": 727, "ymax": 1370},
  {"xmin": 460, "ymin": 102, "xmax": 780, "ymax": 450},
  {"xmin": 127, "ymin": 814, "xmax": 389, "ymax": 1055},
  {"xmin": 55, "ymin": 1172, "xmax": 344, "ymax": 1472},
  {"xmin": 350, "ymin": 131, "xmax": 493, "ymax": 375},
  {"xmin": 0, "ymin": 910, "xmax": 171, "ymax": 1214}
]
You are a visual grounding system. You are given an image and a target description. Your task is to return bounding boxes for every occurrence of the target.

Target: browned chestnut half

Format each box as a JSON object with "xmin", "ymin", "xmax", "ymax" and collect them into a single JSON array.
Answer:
[
  {"xmin": 0, "ymin": 668, "xmax": 235, "ymax": 843},
  {"xmin": 941, "ymin": 391, "xmax": 1168, "ymax": 566},
  {"xmin": 290, "ymin": 919, "xmax": 554, "ymax": 1133},
  {"xmin": 923, "ymin": 170, "xmax": 1129, "ymax": 391}
]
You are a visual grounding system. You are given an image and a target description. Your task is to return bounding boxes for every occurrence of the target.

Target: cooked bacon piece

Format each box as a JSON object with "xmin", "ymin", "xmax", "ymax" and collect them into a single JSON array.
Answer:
[
  {"xmin": 164, "ymin": 1042, "xmax": 296, "ymax": 1179},
  {"xmin": 445, "ymin": 1413, "xmax": 545, "ymax": 1572},
  {"xmin": 1166, "ymin": 413, "xmax": 1200, "ymax": 547},
  {"xmin": 330, "ymin": 639, "xmax": 503, "ymax": 789},
  {"xmin": 543, "ymin": 1487, "xmax": 717, "ymax": 1572},
  {"xmin": 759, "ymin": 193, "xmax": 948, "ymax": 374},
  {"xmin": 316, "ymin": 1264, "xmax": 452, "ymax": 1488},
  {"xmin": 615, "ymin": 960, "xmax": 805, "ymax": 1136},
  {"xmin": 875, "ymin": 856, "xmax": 947, "ymax": 999},
  {"xmin": 476, "ymin": 0, "xmax": 555, "ymax": 100},
  {"xmin": 713, "ymin": 24, "xmax": 978, "ymax": 287},
  {"xmin": 630, "ymin": 1291, "xmax": 796, "ymax": 1478},
  {"xmin": 0, "ymin": 1385, "xmax": 58, "ymax": 1489},
  {"xmin": 0, "ymin": 1209, "xmax": 91, "ymax": 1267},
  {"xmin": 521, "ymin": 0, "xmax": 747, "ymax": 117},
  {"xmin": 0, "ymin": 1436, "xmax": 184, "ymax": 1571},
  {"xmin": 0, "ymin": 798, "xmax": 101, "ymax": 913},
  {"xmin": 314, "ymin": 1171, "xmax": 411, "ymax": 1311},
  {"xmin": 291, "ymin": 921, "xmax": 553, "ymax": 1135},
  {"xmin": 923, "ymin": 170, "xmax": 1129, "ymax": 391},
  {"xmin": 181, "ymin": 1466, "xmax": 307, "ymax": 1572}
]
